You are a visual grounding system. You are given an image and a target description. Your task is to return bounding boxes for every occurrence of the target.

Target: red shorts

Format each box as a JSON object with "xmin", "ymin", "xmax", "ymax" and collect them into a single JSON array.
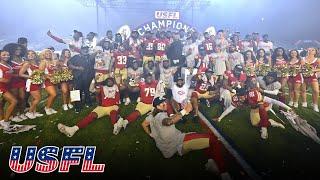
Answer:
[
  {"xmin": 30, "ymin": 84, "xmax": 41, "ymax": 92},
  {"xmin": 44, "ymin": 79, "xmax": 54, "ymax": 87},
  {"xmin": 303, "ymin": 74, "xmax": 318, "ymax": 84},
  {"xmin": 288, "ymin": 74, "xmax": 302, "ymax": 84},
  {"xmin": 0, "ymin": 86, "xmax": 9, "ymax": 93},
  {"xmin": 10, "ymin": 78, "xmax": 26, "ymax": 89}
]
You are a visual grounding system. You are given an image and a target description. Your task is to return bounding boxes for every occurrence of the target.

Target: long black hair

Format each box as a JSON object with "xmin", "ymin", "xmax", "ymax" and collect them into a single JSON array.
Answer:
[
  {"xmin": 243, "ymin": 50, "xmax": 256, "ymax": 65},
  {"xmin": 256, "ymin": 49, "xmax": 269, "ymax": 64},
  {"xmin": 2, "ymin": 43, "xmax": 27, "ymax": 63},
  {"xmin": 288, "ymin": 49, "xmax": 301, "ymax": 61},
  {"xmin": 271, "ymin": 47, "xmax": 289, "ymax": 65}
]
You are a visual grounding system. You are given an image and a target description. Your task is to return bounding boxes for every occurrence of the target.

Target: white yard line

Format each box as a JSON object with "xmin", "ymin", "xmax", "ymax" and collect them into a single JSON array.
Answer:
[{"xmin": 198, "ymin": 112, "xmax": 261, "ymax": 180}]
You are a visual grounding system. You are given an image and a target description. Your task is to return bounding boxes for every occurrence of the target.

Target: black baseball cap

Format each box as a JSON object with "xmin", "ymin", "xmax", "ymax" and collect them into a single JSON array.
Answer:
[{"xmin": 153, "ymin": 97, "xmax": 167, "ymax": 107}]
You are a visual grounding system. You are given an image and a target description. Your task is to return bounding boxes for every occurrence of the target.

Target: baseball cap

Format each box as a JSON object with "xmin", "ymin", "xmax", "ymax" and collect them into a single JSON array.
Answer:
[{"xmin": 153, "ymin": 97, "xmax": 167, "ymax": 107}]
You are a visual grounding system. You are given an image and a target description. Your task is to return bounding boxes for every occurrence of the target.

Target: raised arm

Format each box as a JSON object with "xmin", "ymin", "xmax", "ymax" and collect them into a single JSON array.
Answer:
[{"xmin": 47, "ymin": 30, "xmax": 66, "ymax": 44}]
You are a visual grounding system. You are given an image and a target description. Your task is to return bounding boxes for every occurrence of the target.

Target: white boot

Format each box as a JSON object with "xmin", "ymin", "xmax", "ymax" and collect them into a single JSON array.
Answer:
[
  {"xmin": 122, "ymin": 119, "xmax": 129, "ymax": 129},
  {"xmin": 302, "ymin": 102, "xmax": 308, "ymax": 108},
  {"xmin": 45, "ymin": 107, "xmax": 53, "ymax": 115},
  {"xmin": 260, "ymin": 127, "xmax": 268, "ymax": 139},
  {"xmin": 11, "ymin": 116, "xmax": 23, "ymax": 122},
  {"xmin": 50, "ymin": 108, "xmax": 58, "ymax": 114},
  {"xmin": 0, "ymin": 120, "xmax": 11, "ymax": 130},
  {"xmin": 62, "ymin": 104, "xmax": 69, "ymax": 111},
  {"xmin": 288, "ymin": 101, "xmax": 293, "ymax": 107},
  {"xmin": 269, "ymin": 119, "xmax": 285, "ymax": 129},
  {"xmin": 57, "ymin": 124, "xmax": 79, "ymax": 137},
  {"xmin": 293, "ymin": 102, "xmax": 299, "ymax": 108},
  {"xmin": 113, "ymin": 121, "xmax": 122, "ymax": 135},
  {"xmin": 25, "ymin": 112, "xmax": 36, "ymax": 119},
  {"xmin": 313, "ymin": 104, "xmax": 319, "ymax": 112},
  {"xmin": 19, "ymin": 114, "xmax": 28, "ymax": 120},
  {"xmin": 68, "ymin": 103, "xmax": 74, "ymax": 109}
]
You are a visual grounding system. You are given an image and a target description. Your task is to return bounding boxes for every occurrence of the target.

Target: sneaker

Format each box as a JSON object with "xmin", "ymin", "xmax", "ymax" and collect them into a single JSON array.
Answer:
[
  {"xmin": 124, "ymin": 98, "xmax": 131, "ymax": 106},
  {"xmin": 302, "ymin": 102, "xmax": 308, "ymax": 108},
  {"xmin": 288, "ymin": 101, "xmax": 293, "ymax": 107},
  {"xmin": 260, "ymin": 127, "xmax": 268, "ymax": 139},
  {"xmin": 25, "ymin": 112, "xmax": 36, "ymax": 119},
  {"xmin": 113, "ymin": 121, "xmax": 122, "ymax": 135},
  {"xmin": 122, "ymin": 119, "xmax": 129, "ymax": 129},
  {"xmin": 0, "ymin": 120, "xmax": 11, "ymax": 130},
  {"xmin": 57, "ymin": 123, "xmax": 79, "ymax": 137},
  {"xmin": 45, "ymin": 107, "xmax": 53, "ymax": 115},
  {"xmin": 34, "ymin": 112, "xmax": 44, "ymax": 117},
  {"xmin": 137, "ymin": 97, "xmax": 141, "ymax": 103},
  {"xmin": 269, "ymin": 119, "xmax": 285, "ymax": 129},
  {"xmin": 68, "ymin": 103, "xmax": 74, "ymax": 109},
  {"xmin": 20, "ymin": 114, "xmax": 29, "ymax": 120},
  {"xmin": 63, "ymin": 104, "xmax": 69, "ymax": 111},
  {"xmin": 293, "ymin": 102, "xmax": 299, "ymax": 108},
  {"xmin": 206, "ymin": 99, "xmax": 211, "ymax": 107},
  {"xmin": 75, "ymin": 109, "xmax": 80, "ymax": 114},
  {"xmin": 205, "ymin": 159, "xmax": 219, "ymax": 174},
  {"xmin": 313, "ymin": 105, "xmax": 319, "ymax": 112},
  {"xmin": 50, "ymin": 108, "xmax": 58, "ymax": 114},
  {"xmin": 11, "ymin": 116, "xmax": 23, "ymax": 122}
]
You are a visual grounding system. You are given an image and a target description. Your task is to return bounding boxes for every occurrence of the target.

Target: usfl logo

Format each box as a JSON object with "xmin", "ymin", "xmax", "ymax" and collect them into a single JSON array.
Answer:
[{"xmin": 9, "ymin": 146, "xmax": 105, "ymax": 173}]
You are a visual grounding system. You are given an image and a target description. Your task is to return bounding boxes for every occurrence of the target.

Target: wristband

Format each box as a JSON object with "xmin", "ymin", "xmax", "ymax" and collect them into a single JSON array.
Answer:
[{"xmin": 180, "ymin": 109, "xmax": 187, "ymax": 116}]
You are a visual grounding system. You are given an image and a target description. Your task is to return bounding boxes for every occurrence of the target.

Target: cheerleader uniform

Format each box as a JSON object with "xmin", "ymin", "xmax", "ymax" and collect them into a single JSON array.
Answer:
[
  {"xmin": 9, "ymin": 61, "xmax": 26, "ymax": 89},
  {"xmin": 274, "ymin": 58, "xmax": 288, "ymax": 103},
  {"xmin": 0, "ymin": 63, "xmax": 13, "ymax": 93},
  {"xmin": 44, "ymin": 63, "xmax": 55, "ymax": 88},
  {"xmin": 288, "ymin": 60, "xmax": 302, "ymax": 84},
  {"xmin": 303, "ymin": 58, "xmax": 319, "ymax": 84},
  {"xmin": 245, "ymin": 60, "xmax": 257, "ymax": 80},
  {"xmin": 26, "ymin": 64, "xmax": 41, "ymax": 92}
]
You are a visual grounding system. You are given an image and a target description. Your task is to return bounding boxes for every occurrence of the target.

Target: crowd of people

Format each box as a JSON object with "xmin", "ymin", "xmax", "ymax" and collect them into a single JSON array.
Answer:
[{"xmin": 0, "ymin": 27, "xmax": 319, "ymax": 179}]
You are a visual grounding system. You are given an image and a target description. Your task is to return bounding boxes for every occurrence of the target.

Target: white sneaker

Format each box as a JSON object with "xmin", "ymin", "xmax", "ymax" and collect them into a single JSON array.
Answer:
[
  {"xmin": 50, "ymin": 108, "xmax": 58, "ymax": 114},
  {"xmin": 34, "ymin": 112, "xmax": 44, "ymax": 117},
  {"xmin": 113, "ymin": 121, "xmax": 122, "ymax": 135},
  {"xmin": 293, "ymin": 102, "xmax": 299, "ymax": 108},
  {"xmin": 137, "ymin": 97, "xmax": 141, "ymax": 102},
  {"xmin": 313, "ymin": 105, "xmax": 319, "ymax": 112},
  {"xmin": 25, "ymin": 112, "xmax": 36, "ymax": 119},
  {"xmin": 19, "ymin": 114, "xmax": 28, "ymax": 120},
  {"xmin": 45, "ymin": 107, "xmax": 53, "ymax": 115},
  {"xmin": 269, "ymin": 119, "xmax": 285, "ymax": 129},
  {"xmin": 124, "ymin": 98, "xmax": 131, "ymax": 106},
  {"xmin": 11, "ymin": 116, "xmax": 23, "ymax": 122},
  {"xmin": 288, "ymin": 101, "xmax": 293, "ymax": 107},
  {"xmin": 122, "ymin": 119, "xmax": 129, "ymax": 129},
  {"xmin": 260, "ymin": 127, "xmax": 268, "ymax": 139},
  {"xmin": 302, "ymin": 102, "xmax": 308, "ymax": 108},
  {"xmin": 63, "ymin": 104, "xmax": 69, "ymax": 111},
  {"xmin": 205, "ymin": 159, "xmax": 219, "ymax": 174},
  {"xmin": 57, "ymin": 123, "xmax": 79, "ymax": 137},
  {"xmin": 0, "ymin": 120, "xmax": 11, "ymax": 130},
  {"xmin": 68, "ymin": 104, "xmax": 74, "ymax": 109}
]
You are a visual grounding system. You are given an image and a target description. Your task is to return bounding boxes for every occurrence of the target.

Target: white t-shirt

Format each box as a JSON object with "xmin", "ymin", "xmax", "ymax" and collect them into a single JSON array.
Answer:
[
  {"xmin": 171, "ymin": 83, "xmax": 190, "ymax": 104},
  {"xmin": 211, "ymin": 52, "xmax": 228, "ymax": 75},
  {"xmin": 159, "ymin": 66, "xmax": 177, "ymax": 88},
  {"xmin": 183, "ymin": 42, "xmax": 199, "ymax": 68},
  {"xmin": 146, "ymin": 113, "xmax": 185, "ymax": 158},
  {"xmin": 228, "ymin": 52, "xmax": 244, "ymax": 70},
  {"xmin": 65, "ymin": 37, "xmax": 83, "ymax": 56},
  {"xmin": 258, "ymin": 41, "xmax": 273, "ymax": 53}
]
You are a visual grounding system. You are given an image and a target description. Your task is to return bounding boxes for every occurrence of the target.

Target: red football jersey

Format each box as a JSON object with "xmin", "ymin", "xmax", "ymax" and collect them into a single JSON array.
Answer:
[
  {"xmin": 99, "ymin": 85, "xmax": 120, "ymax": 107},
  {"xmin": 202, "ymin": 39, "xmax": 215, "ymax": 54},
  {"xmin": 113, "ymin": 51, "xmax": 130, "ymax": 69},
  {"xmin": 247, "ymin": 89, "xmax": 263, "ymax": 105},
  {"xmin": 225, "ymin": 71, "xmax": 247, "ymax": 87},
  {"xmin": 139, "ymin": 80, "xmax": 158, "ymax": 104},
  {"xmin": 154, "ymin": 38, "xmax": 169, "ymax": 56},
  {"xmin": 142, "ymin": 38, "xmax": 155, "ymax": 56},
  {"xmin": 195, "ymin": 80, "xmax": 211, "ymax": 94},
  {"xmin": 231, "ymin": 95, "xmax": 246, "ymax": 108}
]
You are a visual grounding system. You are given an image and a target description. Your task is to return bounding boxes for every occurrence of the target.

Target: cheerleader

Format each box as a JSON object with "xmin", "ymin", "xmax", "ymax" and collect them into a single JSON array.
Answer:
[
  {"xmin": 271, "ymin": 47, "xmax": 289, "ymax": 103},
  {"xmin": 19, "ymin": 50, "xmax": 44, "ymax": 119},
  {"xmin": 0, "ymin": 50, "xmax": 17, "ymax": 130},
  {"xmin": 39, "ymin": 49, "xmax": 58, "ymax": 115},
  {"xmin": 287, "ymin": 50, "xmax": 302, "ymax": 108},
  {"xmin": 59, "ymin": 49, "xmax": 73, "ymax": 111},
  {"xmin": 300, "ymin": 47, "xmax": 320, "ymax": 112},
  {"xmin": 243, "ymin": 50, "xmax": 257, "ymax": 79},
  {"xmin": 2, "ymin": 43, "xmax": 27, "ymax": 121},
  {"xmin": 256, "ymin": 49, "xmax": 272, "ymax": 66}
]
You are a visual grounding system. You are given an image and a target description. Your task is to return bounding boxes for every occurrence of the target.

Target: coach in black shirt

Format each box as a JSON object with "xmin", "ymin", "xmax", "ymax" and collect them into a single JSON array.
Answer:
[{"xmin": 68, "ymin": 46, "xmax": 96, "ymax": 113}]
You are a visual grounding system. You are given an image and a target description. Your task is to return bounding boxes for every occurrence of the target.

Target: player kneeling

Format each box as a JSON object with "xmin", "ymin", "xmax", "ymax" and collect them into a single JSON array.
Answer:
[{"xmin": 57, "ymin": 77, "xmax": 125, "ymax": 137}]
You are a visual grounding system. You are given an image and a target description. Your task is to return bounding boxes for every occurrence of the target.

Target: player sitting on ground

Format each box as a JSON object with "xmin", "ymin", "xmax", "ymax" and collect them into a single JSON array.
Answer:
[{"xmin": 57, "ymin": 77, "xmax": 125, "ymax": 137}]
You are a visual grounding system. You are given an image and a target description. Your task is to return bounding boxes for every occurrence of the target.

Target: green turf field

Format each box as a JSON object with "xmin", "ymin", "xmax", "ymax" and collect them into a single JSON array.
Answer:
[
  {"xmin": 0, "ymin": 98, "xmax": 219, "ymax": 179},
  {"xmin": 200, "ymin": 95, "xmax": 320, "ymax": 179}
]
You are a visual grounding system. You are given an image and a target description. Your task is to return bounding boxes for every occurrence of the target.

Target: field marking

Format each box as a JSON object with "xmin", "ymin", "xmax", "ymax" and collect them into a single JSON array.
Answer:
[{"xmin": 198, "ymin": 112, "xmax": 261, "ymax": 180}]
